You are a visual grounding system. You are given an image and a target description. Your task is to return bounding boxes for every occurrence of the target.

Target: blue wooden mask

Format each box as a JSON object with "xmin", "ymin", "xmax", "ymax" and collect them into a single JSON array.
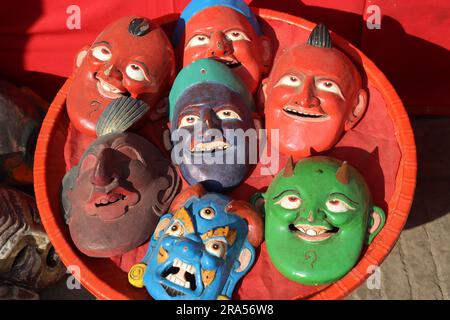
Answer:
[{"xmin": 128, "ymin": 184, "xmax": 263, "ymax": 300}]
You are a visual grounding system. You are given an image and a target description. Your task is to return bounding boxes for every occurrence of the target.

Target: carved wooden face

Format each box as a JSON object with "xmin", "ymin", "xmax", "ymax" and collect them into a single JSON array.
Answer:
[
  {"xmin": 171, "ymin": 83, "xmax": 255, "ymax": 191},
  {"xmin": 142, "ymin": 192, "xmax": 256, "ymax": 300},
  {"xmin": 181, "ymin": 7, "xmax": 271, "ymax": 93},
  {"xmin": 263, "ymin": 45, "xmax": 367, "ymax": 159},
  {"xmin": 62, "ymin": 133, "xmax": 179, "ymax": 257},
  {"xmin": 0, "ymin": 187, "xmax": 65, "ymax": 293},
  {"xmin": 67, "ymin": 17, "xmax": 176, "ymax": 137}
]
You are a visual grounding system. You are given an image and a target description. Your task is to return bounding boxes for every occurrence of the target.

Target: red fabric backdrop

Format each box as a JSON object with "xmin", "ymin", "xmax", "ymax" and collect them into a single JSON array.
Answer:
[{"xmin": 0, "ymin": 0, "xmax": 448, "ymax": 115}]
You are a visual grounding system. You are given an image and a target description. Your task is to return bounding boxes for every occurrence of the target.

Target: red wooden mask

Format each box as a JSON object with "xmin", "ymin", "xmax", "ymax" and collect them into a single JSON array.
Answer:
[
  {"xmin": 262, "ymin": 24, "xmax": 368, "ymax": 160},
  {"xmin": 180, "ymin": 6, "xmax": 271, "ymax": 94},
  {"xmin": 67, "ymin": 16, "xmax": 176, "ymax": 137}
]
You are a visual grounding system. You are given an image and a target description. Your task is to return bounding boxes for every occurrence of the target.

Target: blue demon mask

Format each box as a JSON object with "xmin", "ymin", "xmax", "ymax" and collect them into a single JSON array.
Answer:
[{"xmin": 128, "ymin": 184, "xmax": 263, "ymax": 300}]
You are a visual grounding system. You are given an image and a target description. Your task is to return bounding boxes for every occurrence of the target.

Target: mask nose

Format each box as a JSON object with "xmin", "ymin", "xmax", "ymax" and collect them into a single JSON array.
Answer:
[
  {"xmin": 294, "ymin": 78, "xmax": 320, "ymax": 108},
  {"xmin": 173, "ymin": 238, "xmax": 203, "ymax": 260},
  {"xmin": 201, "ymin": 108, "xmax": 221, "ymax": 130},
  {"xmin": 297, "ymin": 208, "xmax": 326, "ymax": 223},
  {"xmin": 207, "ymin": 31, "xmax": 234, "ymax": 57},
  {"xmin": 91, "ymin": 148, "xmax": 120, "ymax": 192}
]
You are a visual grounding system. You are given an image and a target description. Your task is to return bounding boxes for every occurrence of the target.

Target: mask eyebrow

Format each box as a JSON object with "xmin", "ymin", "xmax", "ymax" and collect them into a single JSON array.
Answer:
[
  {"xmin": 92, "ymin": 41, "xmax": 112, "ymax": 49},
  {"xmin": 201, "ymin": 226, "xmax": 237, "ymax": 246},
  {"xmin": 131, "ymin": 60, "xmax": 152, "ymax": 80},
  {"xmin": 272, "ymin": 189, "xmax": 300, "ymax": 200},
  {"xmin": 328, "ymin": 192, "xmax": 358, "ymax": 205},
  {"xmin": 173, "ymin": 207, "xmax": 195, "ymax": 234}
]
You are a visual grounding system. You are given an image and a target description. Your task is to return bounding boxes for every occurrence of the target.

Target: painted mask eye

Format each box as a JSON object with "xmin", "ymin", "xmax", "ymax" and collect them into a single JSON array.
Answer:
[
  {"xmin": 224, "ymin": 30, "xmax": 250, "ymax": 42},
  {"xmin": 275, "ymin": 194, "xmax": 302, "ymax": 209},
  {"xmin": 205, "ymin": 239, "xmax": 227, "ymax": 259},
  {"xmin": 326, "ymin": 199, "xmax": 354, "ymax": 212},
  {"xmin": 216, "ymin": 109, "xmax": 241, "ymax": 120},
  {"xmin": 316, "ymin": 79, "xmax": 344, "ymax": 99},
  {"xmin": 276, "ymin": 75, "xmax": 301, "ymax": 87},
  {"xmin": 165, "ymin": 221, "xmax": 185, "ymax": 237},
  {"xmin": 92, "ymin": 46, "xmax": 112, "ymax": 62},
  {"xmin": 186, "ymin": 34, "xmax": 210, "ymax": 48},
  {"xmin": 125, "ymin": 64, "xmax": 148, "ymax": 81},
  {"xmin": 199, "ymin": 207, "xmax": 215, "ymax": 220},
  {"xmin": 179, "ymin": 115, "xmax": 200, "ymax": 128}
]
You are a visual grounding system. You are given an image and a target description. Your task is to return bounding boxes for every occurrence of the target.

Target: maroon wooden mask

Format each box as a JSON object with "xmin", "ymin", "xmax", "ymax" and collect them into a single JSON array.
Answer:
[{"xmin": 62, "ymin": 132, "xmax": 180, "ymax": 257}]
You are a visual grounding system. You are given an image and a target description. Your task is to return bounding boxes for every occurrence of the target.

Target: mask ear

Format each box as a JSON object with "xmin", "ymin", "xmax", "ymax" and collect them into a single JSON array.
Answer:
[
  {"xmin": 344, "ymin": 88, "xmax": 367, "ymax": 131},
  {"xmin": 250, "ymin": 192, "xmax": 266, "ymax": 218},
  {"xmin": 222, "ymin": 241, "xmax": 255, "ymax": 298},
  {"xmin": 367, "ymin": 206, "xmax": 386, "ymax": 244},
  {"xmin": 74, "ymin": 45, "xmax": 90, "ymax": 70},
  {"xmin": 145, "ymin": 213, "xmax": 172, "ymax": 262},
  {"xmin": 153, "ymin": 164, "xmax": 180, "ymax": 216},
  {"xmin": 260, "ymin": 36, "xmax": 272, "ymax": 72},
  {"xmin": 257, "ymin": 78, "xmax": 268, "ymax": 113},
  {"xmin": 152, "ymin": 214, "xmax": 172, "ymax": 241}
]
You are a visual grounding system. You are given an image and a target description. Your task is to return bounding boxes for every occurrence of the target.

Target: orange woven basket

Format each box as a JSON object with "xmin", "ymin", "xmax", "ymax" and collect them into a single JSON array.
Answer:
[{"xmin": 34, "ymin": 9, "xmax": 416, "ymax": 300}]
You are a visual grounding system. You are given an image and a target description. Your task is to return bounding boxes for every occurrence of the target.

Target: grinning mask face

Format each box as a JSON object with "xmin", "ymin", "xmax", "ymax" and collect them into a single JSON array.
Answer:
[
  {"xmin": 169, "ymin": 59, "xmax": 258, "ymax": 191},
  {"xmin": 62, "ymin": 133, "xmax": 179, "ymax": 257},
  {"xmin": 173, "ymin": 0, "xmax": 272, "ymax": 93},
  {"xmin": 262, "ymin": 156, "xmax": 385, "ymax": 285},
  {"xmin": 263, "ymin": 24, "xmax": 368, "ymax": 160},
  {"xmin": 128, "ymin": 184, "xmax": 263, "ymax": 300},
  {"xmin": 61, "ymin": 98, "xmax": 180, "ymax": 257},
  {"xmin": 67, "ymin": 16, "xmax": 176, "ymax": 137}
]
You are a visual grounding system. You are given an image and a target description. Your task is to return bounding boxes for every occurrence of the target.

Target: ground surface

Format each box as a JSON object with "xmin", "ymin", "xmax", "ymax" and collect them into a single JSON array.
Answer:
[{"xmin": 39, "ymin": 117, "xmax": 450, "ymax": 300}]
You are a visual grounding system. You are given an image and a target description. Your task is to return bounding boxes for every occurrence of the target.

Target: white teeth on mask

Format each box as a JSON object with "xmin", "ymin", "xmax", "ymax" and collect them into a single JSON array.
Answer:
[
  {"xmin": 165, "ymin": 258, "xmax": 196, "ymax": 290},
  {"xmin": 283, "ymin": 107, "xmax": 322, "ymax": 117},
  {"xmin": 306, "ymin": 229, "xmax": 317, "ymax": 236},
  {"xmin": 192, "ymin": 141, "xmax": 231, "ymax": 152}
]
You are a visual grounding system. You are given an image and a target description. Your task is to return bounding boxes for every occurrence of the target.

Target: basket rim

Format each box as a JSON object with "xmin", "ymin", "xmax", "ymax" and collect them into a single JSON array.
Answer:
[{"xmin": 34, "ymin": 8, "xmax": 417, "ymax": 300}]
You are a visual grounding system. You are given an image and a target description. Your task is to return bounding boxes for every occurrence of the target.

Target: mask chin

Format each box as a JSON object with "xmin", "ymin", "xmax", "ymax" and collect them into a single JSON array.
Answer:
[{"xmin": 179, "ymin": 162, "xmax": 249, "ymax": 192}]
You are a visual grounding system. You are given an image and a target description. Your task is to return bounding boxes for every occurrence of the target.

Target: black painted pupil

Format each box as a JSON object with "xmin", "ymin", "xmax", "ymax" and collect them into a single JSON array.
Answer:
[
  {"xmin": 212, "ymin": 243, "xmax": 219, "ymax": 250},
  {"xmin": 223, "ymin": 112, "xmax": 231, "ymax": 116},
  {"xmin": 102, "ymin": 48, "xmax": 109, "ymax": 54},
  {"xmin": 132, "ymin": 65, "xmax": 139, "ymax": 70},
  {"xmin": 290, "ymin": 77, "xmax": 297, "ymax": 82},
  {"xmin": 232, "ymin": 32, "xmax": 239, "ymax": 37},
  {"xmin": 171, "ymin": 225, "xmax": 178, "ymax": 231},
  {"xmin": 325, "ymin": 82, "xmax": 332, "ymax": 87},
  {"xmin": 205, "ymin": 209, "xmax": 211, "ymax": 214}
]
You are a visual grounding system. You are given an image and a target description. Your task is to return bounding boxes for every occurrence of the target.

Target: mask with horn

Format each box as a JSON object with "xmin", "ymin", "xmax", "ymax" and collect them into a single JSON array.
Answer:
[
  {"xmin": 260, "ymin": 156, "xmax": 385, "ymax": 285},
  {"xmin": 261, "ymin": 23, "xmax": 368, "ymax": 160},
  {"xmin": 128, "ymin": 184, "xmax": 263, "ymax": 300}
]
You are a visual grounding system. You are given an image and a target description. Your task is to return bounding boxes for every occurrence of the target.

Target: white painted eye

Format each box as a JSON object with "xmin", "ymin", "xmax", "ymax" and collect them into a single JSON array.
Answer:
[
  {"xmin": 179, "ymin": 115, "xmax": 200, "ymax": 128},
  {"xmin": 224, "ymin": 30, "xmax": 250, "ymax": 42},
  {"xmin": 126, "ymin": 64, "xmax": 147, "ymax": 81},
  {"xmin": 205, "ymin": 239, "xmax": 227, "ymax": 258},
  {"xmin": 91, "ymin": 46, "xmax": 112, "ymax": 62},
  {"xmin": 216, "ymin": 109, "xmax": 241, "ymax": 120},
  {"xmin": 325, "ymin": 199, "xmax": 354, "ymax": 212},
  {"xmin": 199, "ymin": 207, "xmax": 215, "ymax": 220},
  {"xmin": 275, "ymin": 194, "xmax": 302, "ymax": 209},
  {"xmin": 276, "ymin": 75, "xmax": 301, "ymax": 87},
  {"xmin": 165, "ymin": 221, "xmax": 185, "ymax": 237},
  {"xmin": 316, "ymin": 80, "xmax": 344, "ymax": 98},
  {"xmin": 186, "ymin": 34, "xmax": 210, "ymax": 48}
]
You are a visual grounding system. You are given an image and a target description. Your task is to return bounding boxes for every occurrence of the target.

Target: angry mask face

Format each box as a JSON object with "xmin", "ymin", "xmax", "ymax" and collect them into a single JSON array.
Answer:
[{"xmin": 128, "ymin": 184, "xmax": 263, "ymax": 300}]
